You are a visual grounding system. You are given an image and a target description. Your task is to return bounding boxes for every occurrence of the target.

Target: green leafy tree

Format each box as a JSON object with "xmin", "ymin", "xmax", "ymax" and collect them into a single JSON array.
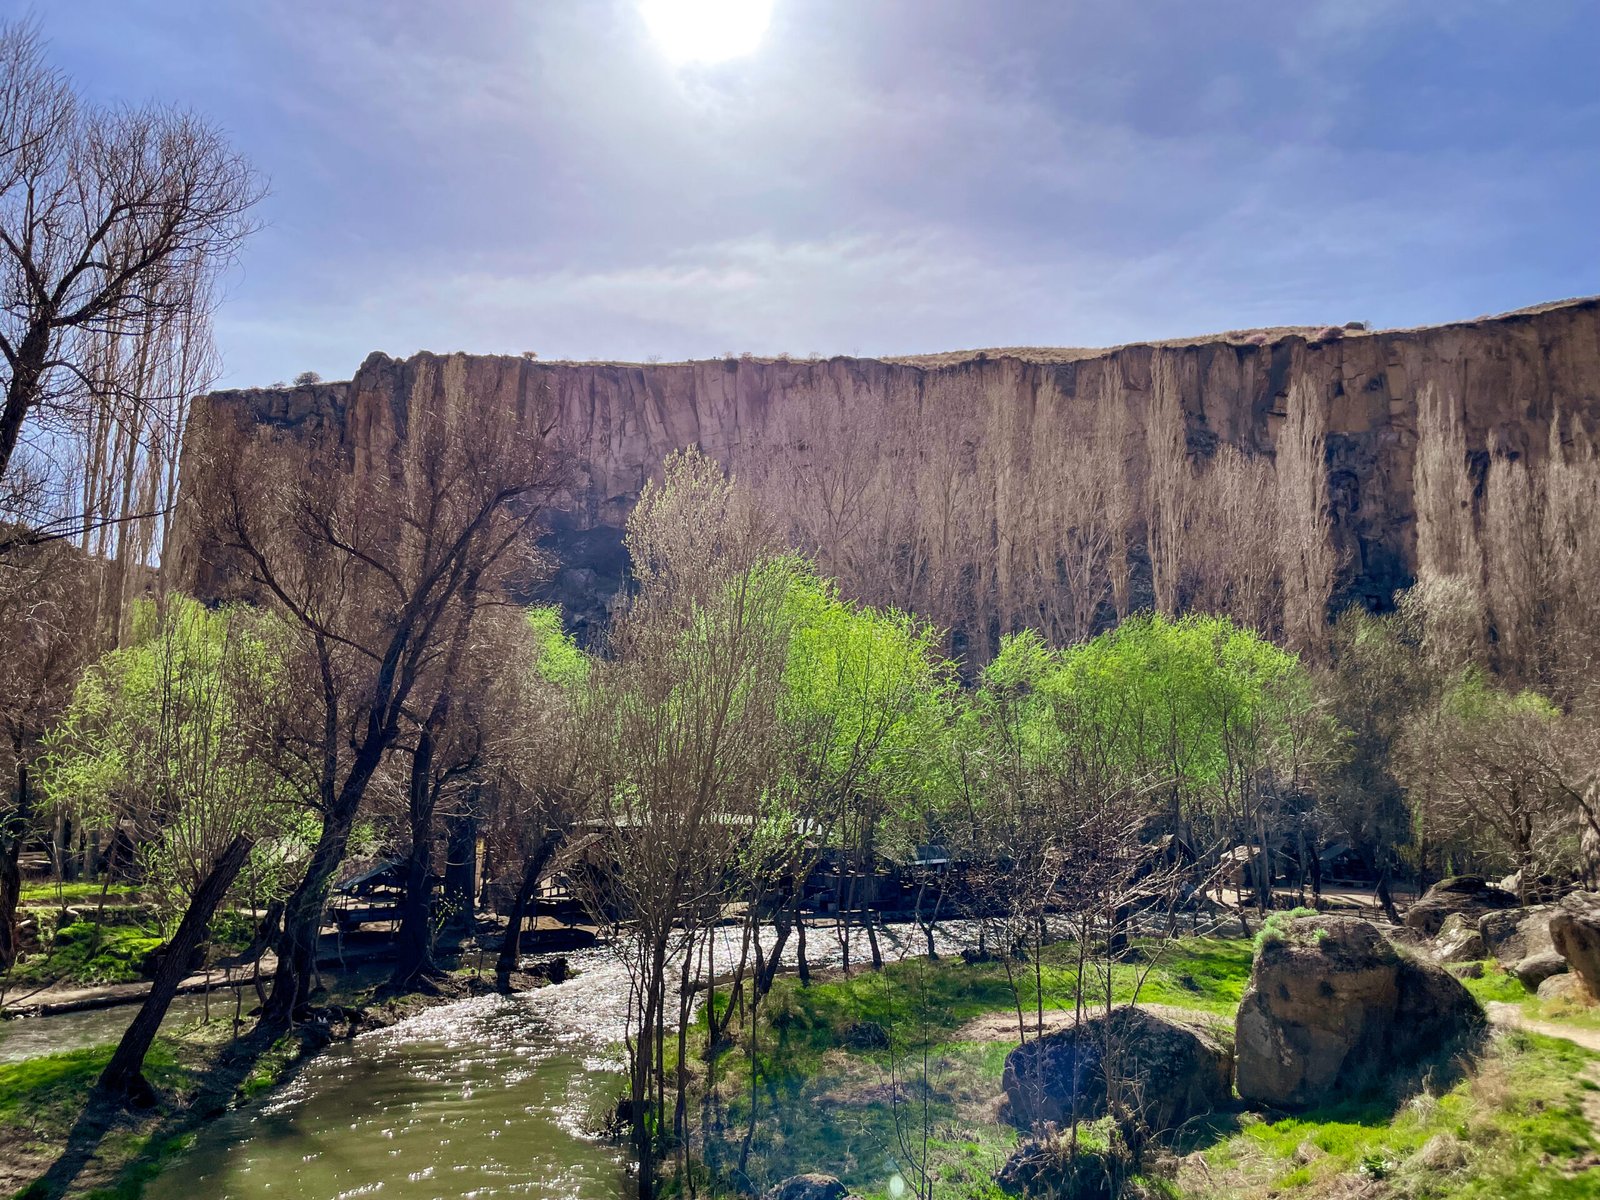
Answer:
[{"xmin": 40, "ymin": 594, "xmax": 298, "ymax": 1099}]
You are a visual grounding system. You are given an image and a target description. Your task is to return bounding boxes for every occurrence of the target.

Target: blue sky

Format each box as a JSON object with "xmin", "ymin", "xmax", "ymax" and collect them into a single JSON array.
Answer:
[{"xmin": 22, "ymin": 0, "xmax": 1600, "ymax": 386}]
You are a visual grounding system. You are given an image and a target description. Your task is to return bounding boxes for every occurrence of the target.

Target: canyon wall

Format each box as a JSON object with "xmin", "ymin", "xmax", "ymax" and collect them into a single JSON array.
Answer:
[{"xmin": 168, "ymin": 297, "xmax": 1600, "ymax": 658}]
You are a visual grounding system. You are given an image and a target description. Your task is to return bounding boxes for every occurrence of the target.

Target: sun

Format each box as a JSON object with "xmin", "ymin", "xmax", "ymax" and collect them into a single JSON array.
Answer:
[{"xmin": 640, "ymin": 0, "xmax": 775, "ymax": 65}]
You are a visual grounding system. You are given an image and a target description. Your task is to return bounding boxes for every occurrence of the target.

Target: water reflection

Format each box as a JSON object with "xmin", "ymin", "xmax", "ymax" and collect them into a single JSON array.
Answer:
[{"xmin": 141, "ymin": 919, "xmax": 980, "ymax": 1200}]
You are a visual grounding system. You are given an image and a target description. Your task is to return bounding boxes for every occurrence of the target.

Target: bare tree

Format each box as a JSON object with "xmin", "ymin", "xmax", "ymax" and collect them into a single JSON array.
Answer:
[
  {"xmin": 194, "ymin": 353, "xmax": 560, "ymax": 1022},
  {"xmin": 583, "ymin": 448, "xmax": 793, "ymax": 1198},
  {"xmin": 0, "ymin": 19, "xmax": 259, "ymax": 546},
  {"xmin": 0, "ymin": 539, "xmax": 91, "ymax": 966}
]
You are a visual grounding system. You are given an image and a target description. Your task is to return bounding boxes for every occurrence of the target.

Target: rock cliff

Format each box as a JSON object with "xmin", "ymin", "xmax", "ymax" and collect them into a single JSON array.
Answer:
[{"xmin": 167, "ymin": 297, "xmax": 1600, "ymax": 655}]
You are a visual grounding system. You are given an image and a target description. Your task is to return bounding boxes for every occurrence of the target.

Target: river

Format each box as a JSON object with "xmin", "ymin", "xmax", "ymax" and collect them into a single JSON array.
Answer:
[{"xmin": 11, "ymin": 920, "xmax": 977, "ymax": 1200}]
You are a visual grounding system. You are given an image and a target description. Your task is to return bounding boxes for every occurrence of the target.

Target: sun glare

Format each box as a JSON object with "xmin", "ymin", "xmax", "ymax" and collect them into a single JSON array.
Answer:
[{"xmin": 640, "ymin": 0, "xmax": 775, "ymax": 65}]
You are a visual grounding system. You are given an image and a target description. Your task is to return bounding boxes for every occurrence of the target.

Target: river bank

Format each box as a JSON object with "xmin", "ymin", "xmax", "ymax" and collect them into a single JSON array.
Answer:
[
  {"xmin": 667, "ymin": 936, "xmax": 1600, "ymax": 1200},
  {"xmin": 0, "ymin": 952, "xmax": 570, "ymax": 1199}
]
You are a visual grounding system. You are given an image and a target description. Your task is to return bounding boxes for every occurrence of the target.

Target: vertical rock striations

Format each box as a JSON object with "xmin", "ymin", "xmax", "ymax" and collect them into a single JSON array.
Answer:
[{"xmin": 168, "ymin": 297, "xmax": 1600, "ymax": 656}]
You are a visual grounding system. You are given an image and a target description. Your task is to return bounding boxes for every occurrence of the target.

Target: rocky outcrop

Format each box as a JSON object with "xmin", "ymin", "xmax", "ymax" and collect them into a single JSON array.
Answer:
[
  {"xmin": 1433, "ymin": 913, "xmax": 1486, "ymax": 963},
  {"xmin": 1549, "ymin": 891, "xmax": 1600, "ymax": 1000},
  {"xmin": 1235, "ymin": 916, "xmax": 1485, "ymax": 1110},
  {"xmin": 1509, "ymin": 951, "xmax": 1568, "ymax": 991},
  {"xmin": 1479, "ymin": 906, "xmax": 1556, "ymax": 964},
  {"xmin": 1537, "ymin": 972, "xmax": 1592, "ymax": 1005},
  {"xmin": 166, "ymin": 298, "xmax": 1600, "ymax": 657},
  {"xmin": 1002, "ymin": 1005, "xmax": 1232, "ymax": 1136},
  {"xmin": 1405, "ymin": 877, "xmax": 1519, "ymax": 937}
]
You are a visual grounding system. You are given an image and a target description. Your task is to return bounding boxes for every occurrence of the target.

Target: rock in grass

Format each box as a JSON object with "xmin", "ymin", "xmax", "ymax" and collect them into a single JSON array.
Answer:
[
  {"xmin": 1537, "ymin": 972, "xmax": 1593, "ymax": 1004},
  {"xmin": 1550, "ymin": 891, "xmax": 1600, "ymax": 999},
  {"xmin": 1405, "ymin": 876, "xmax": 1518, "ymax": 937},
  {"xmin": 1002, "ymin": 1005, "xmax": 1232, "ymax": 1136},
  {"xmin": 763, "ymin": 1175, "xmax": 853, "ymax": 1200},
  {"xmin": 1434, "ymin": 912, "xmax": 1486, "ymax": 963},
  {"xmin": 1510, "ymin": 951, "xmax": 1568, "ymax": 991},
  {"xmin": 1235, "ymin": 916, "xmax": 1485, "ymax": 1110},
  {"xmin": 1478, "ymin": 906, "xmax": 1555, "ymax": 965}
]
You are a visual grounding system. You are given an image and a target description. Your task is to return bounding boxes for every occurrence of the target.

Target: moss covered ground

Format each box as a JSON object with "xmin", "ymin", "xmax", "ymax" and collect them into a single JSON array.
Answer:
[{"xmin": 3, "ymin": 908, "xmax": 257, "ymax": 990}]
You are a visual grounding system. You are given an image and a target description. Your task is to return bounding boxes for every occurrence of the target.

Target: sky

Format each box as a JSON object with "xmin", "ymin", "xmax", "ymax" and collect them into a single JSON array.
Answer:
[{"xmin": 20, "ymin": 0, "xmax": 1600, "ymax": 387}]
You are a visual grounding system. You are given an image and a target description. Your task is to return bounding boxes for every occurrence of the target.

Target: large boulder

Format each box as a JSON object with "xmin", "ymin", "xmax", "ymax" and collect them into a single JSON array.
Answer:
[
  {"xmin": 763, "ymin": 1176, "xmax": 851, "ymax": 1200},
  {"xmin": 1478, "ymin": 905, "xmax": 1555, "ymax": 964},
  {"xmin": 1510, "ymin": 951, "xmax": 1568, "ymax": 991},
  {"xmin": 1405, "ymin": 876, "xmax": 1518, "ymax": 937},
  {"xmin": 1538, "ymin": 972, "xmax": 1593, "ymax": 1005},
  {"xmin": 1433, "ymin": 912, "xmax": 1485, "ymax": 963},
  {"xmin": 1549, "ymin": 891, "xmax": 1600, "ymax": 1000},
  {"xmin": 1235, "ymin": 916, "xmax": 1485, "ymax": 1110},
  {"xmin": 1002, "ymin": 1005, "xmax": 1232, "ymax": 1136}
]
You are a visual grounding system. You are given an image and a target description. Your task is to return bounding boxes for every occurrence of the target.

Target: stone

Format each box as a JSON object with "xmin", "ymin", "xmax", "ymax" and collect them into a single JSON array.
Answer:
[
  {"xmin": 1509, "ymin": 951, "xmax": 1568, "ymax": 991},
  {"xmin": 1549, "ymin": 891, "xmax": 1600, "ymax": 998},
  {"xmin": 841, "ymin": 1020, "xmax": 890, "ymax": 1050},
  {"xmin": 1537, "ymin": 971, "xmax": 1594, "ymax": 1004},
  {"xmin": 1235, "ymin": 916, "xmax": 1485, "ymax": 1110},
  {"xmin": 1448, "ymin": 961, "xmax": 1484, "ymax": 979},
  {"xmin": 1433, "ymin": 913, "xmax": 1485, "ymax": 963},
  {"xmin": 1404, "ymin": 877, "xmax": 1519, "ymax": 937},
  {"xmin": 763, "ymin": 1175, "xmax": 851, "ymax": 1200},
  {"xmin": 1002, "ymin": 1005, "xmax": 1232, "ymax": 1136},
  {"xmin": 1478, "ymin": 906, "xmax": 1555, "ymax": 965},
  {"xmin": 170, "ymin": 299, "xmax": 1600, "ymax": 662}
]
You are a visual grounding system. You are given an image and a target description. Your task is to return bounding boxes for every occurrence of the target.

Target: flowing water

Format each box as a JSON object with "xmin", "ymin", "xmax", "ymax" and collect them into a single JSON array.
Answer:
[{"xmin": 13, "ymin": 920, "xmax": 978, "ymax": 1200}]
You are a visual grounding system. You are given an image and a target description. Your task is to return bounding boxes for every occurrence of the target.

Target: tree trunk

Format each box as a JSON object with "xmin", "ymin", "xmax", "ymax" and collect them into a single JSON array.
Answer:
[
  {"xmin": 496, "ymin": 832, "xmax": 561, "ymax": 981},
  {"xmin": 0, "ymin": 761, "xmax": 28, "ymax": 969},
  {"xmin": 98, "ymin": 833, "xmax": 254, "ymax": 1101},
  {"xmin": 444, "ymin": 807, "xmax": 477, "ymax": 927},
  {"xmin": 0, "ymin": 324, "xmax": 49, "ymax": 490},
  {"xmin": 391, "ymin": 731, "xmax": 439, "ymax": 989},
  {"xmin": 1374, "ymin": 868, "xmax": 1402, "ymax": 926}
]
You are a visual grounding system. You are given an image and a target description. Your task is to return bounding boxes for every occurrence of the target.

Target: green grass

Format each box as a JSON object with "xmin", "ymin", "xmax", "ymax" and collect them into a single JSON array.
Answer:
[
  {"xmin": 750, "ymin": 936, "xmax": 1254, "ymax": 1048},
  {"xmin": 4, "ymin": 920, "xmax": 167, "ymax": 987},
  {"xmin": 5, "ymin": 909, "xmax": 258, "ymax": 989},
  {"xmin": 677, "ymin": 938, "xmax": 1254, "ymax": 1199},
  {"xmin": 1187, "ymin": 1029, "xmax": 1597, "ymax": 1198},
  {"xmin": 17, "ymin": 882, "xmax": 139, "ymax": 906},
  {"xmin": 1458, "ymin": 961, "xmax": 1531, "ymax": 1006},
  {"xmin": 79, "ymin": 1131, "xmax": 199, "ymax": 1200},
  {"xmin": 680, "ymin": 936, "xmax": 1600, "ymax": 1200},
  {"xmin": 0, "ymin": 1045, "xmax": 186, "ymax": 1144}
]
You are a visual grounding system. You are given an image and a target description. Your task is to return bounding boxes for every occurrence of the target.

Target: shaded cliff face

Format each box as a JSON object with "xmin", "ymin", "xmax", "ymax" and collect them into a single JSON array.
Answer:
[{"xmin": 169, "ymin": 298, "xmax": 1600, "ymax": 655}]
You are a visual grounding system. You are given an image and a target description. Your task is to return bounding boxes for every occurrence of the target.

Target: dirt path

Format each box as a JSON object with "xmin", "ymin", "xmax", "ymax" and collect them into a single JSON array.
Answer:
[{"xmin": 1488, "ymin": 1001, "xmax": 1600, "ymax": 1140}]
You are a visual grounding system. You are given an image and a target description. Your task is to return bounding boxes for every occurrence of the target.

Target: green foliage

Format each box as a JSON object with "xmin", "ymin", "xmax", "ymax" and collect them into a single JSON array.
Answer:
[
  {"xmin": 777, "ymin": 568, "xmax": 954, "ymax": 823},
  {"xmin": 1254, "ymin": 906, "xmax": 1321, "ymax": 949},
  {"xmin": 1441, "ymin": 668, "xmax": 1561, "ymax": 726},
  {"xmin": 525, "ymin": 604, "xmax": 589, "ymax": 688},
  {"xmin": 39, "ymin": 595, "xmax": 298, "ymax": 914},
  {"xmin": 976, "ymin": 613, "xmax": 1315, "ymax": 805},
  {"xmin": 5, "ymin": 920, "xmax": 166, "ymax": 986}
]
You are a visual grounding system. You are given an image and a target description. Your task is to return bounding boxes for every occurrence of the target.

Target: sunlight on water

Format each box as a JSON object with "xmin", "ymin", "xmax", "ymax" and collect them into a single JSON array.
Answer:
[{"xmin": 136, "ymin": 920, "xmax": 981, "ymax": 1200}]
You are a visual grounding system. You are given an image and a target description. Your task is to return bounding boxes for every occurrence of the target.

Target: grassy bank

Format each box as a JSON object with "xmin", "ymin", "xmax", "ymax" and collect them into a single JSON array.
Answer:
[
  {"xmin": 0, "ymin": 963, "xmax": 551, "ymax": 1199},
  {"xmin": 675, "ymin": 936, "xmax": 1600, "ymax": 1200},
  {"xmin": 3, "ymin": 909, "xmax": 257, "ymax": 991}
]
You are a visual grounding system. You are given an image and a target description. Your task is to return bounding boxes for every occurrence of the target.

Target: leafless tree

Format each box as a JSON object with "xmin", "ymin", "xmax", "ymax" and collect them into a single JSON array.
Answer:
[
  {"xmin": 0, "ymin": 539, "xmax": 91, "ymax": 966},
  {"xmin": 0, "ymin": 19, "xmax": 259, "ymax": 549},
  {"xmin": 583, "ymin": 448, "xmax": 793, "ymax": 1198},
  {"xmin": 193, "ymin": 353, "xmax": 561, "ymax": 1022}
]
